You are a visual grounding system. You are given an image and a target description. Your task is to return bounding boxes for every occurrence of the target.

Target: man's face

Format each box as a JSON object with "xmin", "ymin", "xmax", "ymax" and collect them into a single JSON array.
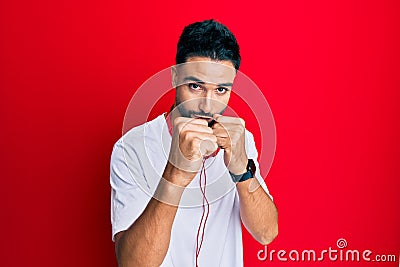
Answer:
[{"xmin": 172, "ymin": 57, "xmax": 237, "ymax": 119}]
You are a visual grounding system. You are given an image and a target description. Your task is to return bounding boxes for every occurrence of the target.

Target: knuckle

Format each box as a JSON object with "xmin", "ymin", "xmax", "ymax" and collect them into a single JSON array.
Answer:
[
  {"xmin": 213, "ymin": 123, "xmax": 222, "ymax": 129},
  {"xmin": 197, "ymin": 119, "xmax": 208, "ymax": 125},
  {"xmin": 179, "ymin": 130, "xmax": 190, "ymax": 142},
  {"xmin": 204, "ymin": 126, "xmax": 213, "ymax": 134},
  {"xmin": 237, "ymin": 125, "xmax": 245, "ymax": 133},
  {"xmin": 191, "ymin": 137, "xmax": 201, "ymax": 148},
  {"xmin": 184, "ymin": 131, "xmax": 194, "ymax": 140},
  {"xmin": 191, "ymin": 118, "xmax": 206, "ymax": 125}
]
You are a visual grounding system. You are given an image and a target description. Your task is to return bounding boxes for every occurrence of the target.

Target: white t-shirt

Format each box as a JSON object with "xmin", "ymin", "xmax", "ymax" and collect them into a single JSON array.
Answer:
[{"xmin": 110, "ymin": 114, "xmax": 272, "ymax": 266}]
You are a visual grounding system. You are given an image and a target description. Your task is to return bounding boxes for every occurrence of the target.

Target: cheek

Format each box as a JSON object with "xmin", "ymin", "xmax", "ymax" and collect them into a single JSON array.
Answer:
[
  {"xmin": 176, "ymin": 87, "xmax": 193, "ymax": 102},
  {"xmin": 218, "ymin": 94, "xmax": 230, "ymax": 106},
  {"xmin": 175, "ymin": 89, "xmax": 187, "ymax": 105},
  {"xmin": 215, "ymin": 94, "xmax": 230, "ymax": 112},
  {"xmin": 176, "ymin": 88, "xmax": 198, "ymax": 108}
]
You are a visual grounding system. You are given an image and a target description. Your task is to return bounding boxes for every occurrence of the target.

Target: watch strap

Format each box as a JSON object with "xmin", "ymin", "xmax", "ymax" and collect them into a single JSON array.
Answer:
[{"xmin": 230, "ymin": 159, "xmax": 256, "ymax": 183}]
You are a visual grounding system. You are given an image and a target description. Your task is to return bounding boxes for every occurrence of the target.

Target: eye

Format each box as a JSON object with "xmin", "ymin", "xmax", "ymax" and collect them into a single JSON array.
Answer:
[
  {"xmin": 188, "ymin": 83, "xmax": 202, "ymax": 91},
  {"xmin": 216, "ymin": 87, "xmax": 228, "ymax": 94}
]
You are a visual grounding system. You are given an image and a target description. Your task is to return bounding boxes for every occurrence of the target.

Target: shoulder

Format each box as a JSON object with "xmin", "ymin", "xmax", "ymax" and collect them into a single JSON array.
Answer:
[
  {"xmin": 110, "ymin": 114, "xmax": 166, "ymax": 184},
  {"xmin": 113, "ymin": 114, "xmax": 166, "ymax": 150}
]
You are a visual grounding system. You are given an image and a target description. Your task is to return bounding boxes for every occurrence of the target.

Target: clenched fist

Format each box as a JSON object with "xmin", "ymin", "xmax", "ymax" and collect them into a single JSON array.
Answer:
[
  {"xmin": 165, "ymin": 117, "xmax": 218, "ymax": 187},
  {"xmin": 211, "ymin": 115, "xmax": 248, "ymax": 176}
]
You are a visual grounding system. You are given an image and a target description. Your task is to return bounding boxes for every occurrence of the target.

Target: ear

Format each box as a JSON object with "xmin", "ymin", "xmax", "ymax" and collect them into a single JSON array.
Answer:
[{"xmin": 171, "ymin": 66, "xmax": 177, "ymax": 89}]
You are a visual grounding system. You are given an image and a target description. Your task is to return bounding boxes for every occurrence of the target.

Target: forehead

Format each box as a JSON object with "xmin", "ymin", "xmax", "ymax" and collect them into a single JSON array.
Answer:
[{"xmin": 176, "ymin": 57, "xmax": 236, "ymax": 85}]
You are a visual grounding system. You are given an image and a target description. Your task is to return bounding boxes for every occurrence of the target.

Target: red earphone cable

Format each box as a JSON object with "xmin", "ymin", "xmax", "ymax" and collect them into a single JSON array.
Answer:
[{"xmin": 195, "ymin": 159, "xmax": 210, "ymax": 267}]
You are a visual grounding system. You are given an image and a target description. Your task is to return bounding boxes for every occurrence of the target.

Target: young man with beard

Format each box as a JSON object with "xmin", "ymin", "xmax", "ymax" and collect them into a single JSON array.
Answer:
[{"xmin": 110, "ymin": 19, "xmax": 278, "ymax": 267}]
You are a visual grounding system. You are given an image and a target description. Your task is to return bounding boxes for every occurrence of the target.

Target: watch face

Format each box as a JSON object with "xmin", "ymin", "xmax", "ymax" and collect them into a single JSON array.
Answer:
[{"xmin": 247, "ymin": 159, "xmax": 256, "ymax": 175}]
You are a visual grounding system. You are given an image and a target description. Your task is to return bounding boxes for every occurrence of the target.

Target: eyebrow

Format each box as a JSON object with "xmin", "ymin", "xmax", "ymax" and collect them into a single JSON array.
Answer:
[{"xmin": 183, "ymin": 76, "xmax": 233, "ymax": 87}]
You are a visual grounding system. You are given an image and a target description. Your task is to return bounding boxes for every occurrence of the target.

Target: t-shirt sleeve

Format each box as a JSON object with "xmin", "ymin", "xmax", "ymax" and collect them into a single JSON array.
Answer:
[
  {"xmin": 245, "ymin": 130, "xmax": 274, "ymax": 201},
  {"xmin": 110, "ymin": 139, "xmax": 152, "ymax": 242}
]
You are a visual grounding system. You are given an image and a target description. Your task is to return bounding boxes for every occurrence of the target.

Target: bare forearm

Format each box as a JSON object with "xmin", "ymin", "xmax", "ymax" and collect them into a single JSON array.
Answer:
[
  {"xmin": 116, "ymin": 200, "xmax": 176, "ymax": 266},
  {"xmin": 116, "ymin": 170, "xmax": 185, "ymax": 267},
  {"xmin": 237, "ymin": 178, "xmax": 278, "ymax": 245}
]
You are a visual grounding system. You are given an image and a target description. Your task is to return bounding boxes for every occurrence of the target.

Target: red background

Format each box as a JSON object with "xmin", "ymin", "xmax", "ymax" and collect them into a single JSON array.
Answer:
[{"xmin": 1, "ymin": 0, "xmax": 399, "ymax": 266}]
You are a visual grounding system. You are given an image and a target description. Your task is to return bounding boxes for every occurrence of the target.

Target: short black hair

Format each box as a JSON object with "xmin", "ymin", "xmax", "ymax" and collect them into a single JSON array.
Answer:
[{"xmin": 176, "ymin": 19, "xmax": 241, "ymax": 70}]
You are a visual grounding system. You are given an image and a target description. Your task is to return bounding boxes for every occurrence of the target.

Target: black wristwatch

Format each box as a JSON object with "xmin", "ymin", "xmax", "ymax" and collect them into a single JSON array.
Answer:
[{"xmin": 230, "ymin": 159, "xmax": 256, "ymax": 183}]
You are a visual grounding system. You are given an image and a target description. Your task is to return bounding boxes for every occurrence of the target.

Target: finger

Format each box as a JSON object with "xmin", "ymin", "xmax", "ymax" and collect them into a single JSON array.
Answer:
[
  {"xmin": 212, "ymin": 127, "xmax": 229, "ymax": 138},
  {"xmin": 185, "ymin": 132, "xmax": 218, "ymax": 143},
  {"xmin": 179, "ymin": 123, "xmax": 213, "ymax": 134},
  {"xmin": 199, "ymin": 139, "xmax": 219, "ymax": 156},
  {"xmin": 174, "ymin": 117, "xmax": 208, "ymax": 127},
  {"xmin": 191, "ymin": 118, "xmax": 210, "ymax": 126},
  {"xmin": 213, "ymin": 115, "xmax": 245, "ymax": 127},
  {"xmin": 216, "ymin": 136, "xmax": 229, "ymax": 148},
  {"xmin": 212, "ymin": 122, "xmax": 245, "ymax": 140}
]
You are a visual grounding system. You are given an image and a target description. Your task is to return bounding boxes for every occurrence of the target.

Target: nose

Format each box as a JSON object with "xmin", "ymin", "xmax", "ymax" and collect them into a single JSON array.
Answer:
[{"xmin": 198, "ymin": 89, "xmax": 213, "ymax": 114}]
